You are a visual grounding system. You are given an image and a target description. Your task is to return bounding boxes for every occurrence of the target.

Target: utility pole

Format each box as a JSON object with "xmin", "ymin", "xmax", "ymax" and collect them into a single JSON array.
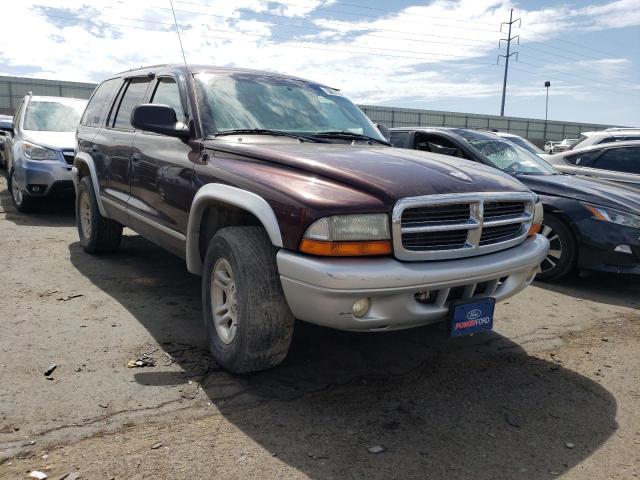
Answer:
[
  {"xmin": 543, "ymin": 81, "xmax": 551, "ymax": 144},
  {"xmin": 498, "ymin": 9, "xmax": 520, "ymax": 116}
]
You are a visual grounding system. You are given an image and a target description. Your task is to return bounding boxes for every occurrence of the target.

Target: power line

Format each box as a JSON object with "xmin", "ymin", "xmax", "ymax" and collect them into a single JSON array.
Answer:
[
  {"xmin": 174, "ymin": 0, "xmax": 502, "ymax": 31},
  {"xmin": 98, "ymin": 4, "xmax": 500, "ymax": 49},
  {"xmin": 37, "ymin": 11, "xmax": 499, "ymax": 65},
  {"xmin": 164, "ymin": 4, "xmax": 503, "ymax": 42},
  {"xmin": 320, "ymin": 0, "xmax": 500, "ymax": 26},
  {"xmin": 519, "ymin": 25, "xmax": 623, "ymax": 59},
  {"xmin": 509, "ymin": 63, "xmax": 640, "ymax": 99}
]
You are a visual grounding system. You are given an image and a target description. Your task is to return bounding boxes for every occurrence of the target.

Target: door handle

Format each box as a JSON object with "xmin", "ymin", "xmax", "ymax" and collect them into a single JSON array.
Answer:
[{"xmin": 132, "ymin": 152, "xmax": 142, "ymax": 162}]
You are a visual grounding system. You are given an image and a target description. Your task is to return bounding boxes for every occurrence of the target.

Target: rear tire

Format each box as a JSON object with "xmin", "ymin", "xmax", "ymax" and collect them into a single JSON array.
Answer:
[
  {"xmin": 9, "ymin": 168, "xmax": 37, "ymax": 213},
  {"xmin": 536, "ymin": 213, "xmax": 576, "ymax": 281},
  {"xmin": 202, "ymin": 226, "xmax": 294, "ymax": 373},
  {"xmin": 77, "ymin": 176, "xmax": 123, "ymax": 254}
]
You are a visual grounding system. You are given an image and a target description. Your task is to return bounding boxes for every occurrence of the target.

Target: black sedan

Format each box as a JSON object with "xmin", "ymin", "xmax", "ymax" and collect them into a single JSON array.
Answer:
[{"xmin": 390, "ymin": 127, "xmax": 640, "ymax": 280}]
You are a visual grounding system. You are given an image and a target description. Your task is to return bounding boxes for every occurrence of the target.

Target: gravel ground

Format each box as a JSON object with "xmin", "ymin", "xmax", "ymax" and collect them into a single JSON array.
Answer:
[{"xmin": 0, "ymin": 171, "xmax": 638, "ymax": 479}]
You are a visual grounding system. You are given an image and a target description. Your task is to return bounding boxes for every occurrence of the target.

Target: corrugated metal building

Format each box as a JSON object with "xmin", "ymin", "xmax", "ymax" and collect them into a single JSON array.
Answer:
[
  {"xmin": 359, "ymin": 105, "xmax": 618, "ymax": 146},
  {"xmin": 0, "ymin": 75, "xmax": 95, "ymax": 115},
  {"xmin": 0, "ymin": 75, "xmax": 619, "ymax": 146}
]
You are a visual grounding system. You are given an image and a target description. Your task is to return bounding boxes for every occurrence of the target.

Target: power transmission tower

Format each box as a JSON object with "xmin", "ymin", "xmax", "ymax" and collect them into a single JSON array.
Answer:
[{"xmin": 498, "ymin": 9, "xmax": 520, "ymax": 116}]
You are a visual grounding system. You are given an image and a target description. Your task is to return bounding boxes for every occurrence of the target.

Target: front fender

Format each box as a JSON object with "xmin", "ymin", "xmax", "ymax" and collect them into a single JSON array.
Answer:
[
  {"xmin": 186, "ymin": 183, "xmax": 283, "ymax": 275},
  {"xmin": 72, "ymin": 152, "xmax": 107, "ymax": 217}
]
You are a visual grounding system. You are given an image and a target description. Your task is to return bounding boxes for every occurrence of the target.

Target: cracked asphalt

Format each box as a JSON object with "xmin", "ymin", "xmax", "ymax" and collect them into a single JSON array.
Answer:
[{"xmin": 0, "ymin": 172, "xmax": 639, "ymax": 479}]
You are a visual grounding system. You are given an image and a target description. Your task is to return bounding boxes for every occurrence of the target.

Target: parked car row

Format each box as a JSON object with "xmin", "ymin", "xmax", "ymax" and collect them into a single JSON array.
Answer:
[
  {"xmin": 389, "ymin": 127, "xmax": 640, "ymax": 280},
  {"xmin": 0, "ymin": 64, "xmax": 637, "ymax": 373},
  {"xmin": 1, "ymin": 94, "xmax": 87, "ymax": 211}
]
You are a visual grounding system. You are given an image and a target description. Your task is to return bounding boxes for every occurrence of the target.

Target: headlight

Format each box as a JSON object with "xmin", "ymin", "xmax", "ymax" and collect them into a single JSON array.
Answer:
[
  {"xmin": 584, "ymin": 204, "xmax": 640, "ymax": 229},
  {"xmin": 300, "ymin": 213, "xmax": 391, "ymax": 256},
  {"xmin": 22, "ymin": 141, "xmax": 59, "ymax": 160}
]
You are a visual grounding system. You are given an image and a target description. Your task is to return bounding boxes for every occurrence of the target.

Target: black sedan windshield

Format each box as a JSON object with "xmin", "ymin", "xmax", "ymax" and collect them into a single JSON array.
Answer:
[
  {"xmin": 468, "ymin": 138, "xmax": 557, "ymax": 175},
  {"xmin": 195, "ymin": 73, "xmax": 385, "ymax": 141}
]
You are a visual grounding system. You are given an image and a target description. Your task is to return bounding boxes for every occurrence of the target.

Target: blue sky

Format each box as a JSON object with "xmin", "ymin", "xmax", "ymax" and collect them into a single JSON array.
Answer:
[{"xmin": 1, "ymin": 0, "xmax": 638, "ymax": 125}]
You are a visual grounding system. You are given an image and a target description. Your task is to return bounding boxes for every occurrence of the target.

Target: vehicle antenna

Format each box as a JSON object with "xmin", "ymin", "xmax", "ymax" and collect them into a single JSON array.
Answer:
[{"xmin": 169, "ymin": 0, "xmax": 189, "ymax": 69}]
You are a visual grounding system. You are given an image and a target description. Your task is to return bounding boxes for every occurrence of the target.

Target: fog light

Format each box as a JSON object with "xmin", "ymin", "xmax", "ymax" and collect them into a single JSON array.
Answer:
[
  {"xmin": 614, "ymin": 244, "xmax": 632, "ymax": 254},
  {"xmin": 352, "ymin": 298, "xmax": 370, "ymax": 318}
]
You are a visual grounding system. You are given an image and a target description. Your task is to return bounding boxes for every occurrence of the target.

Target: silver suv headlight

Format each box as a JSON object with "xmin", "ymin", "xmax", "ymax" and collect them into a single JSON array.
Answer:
[{"xmin": 22, "ymin": 141, "xmax": 59, "ymax": 161}]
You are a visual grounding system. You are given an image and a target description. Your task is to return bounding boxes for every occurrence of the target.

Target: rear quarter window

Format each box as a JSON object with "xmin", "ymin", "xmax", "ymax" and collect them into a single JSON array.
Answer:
[
  {"xmin": 81, "ymin": 78, "xmax": 121, "ymax": 127},
  {"xmin": 565, "ymin": 150, "xmax": 600, "ymax": 166}
]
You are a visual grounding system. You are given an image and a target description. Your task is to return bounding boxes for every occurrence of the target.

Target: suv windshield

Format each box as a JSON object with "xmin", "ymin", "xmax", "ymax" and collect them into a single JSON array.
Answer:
[
  {"xmin": 24, "ymin": 99, "xmax": 87, "ymax": 132},
  {"xmin": 467, "ymin": 138, "xmax": 557, "ymax": 175},
  {"xmin": 195, "ymin": 73, "xmax": 385, "ymax": 142}
]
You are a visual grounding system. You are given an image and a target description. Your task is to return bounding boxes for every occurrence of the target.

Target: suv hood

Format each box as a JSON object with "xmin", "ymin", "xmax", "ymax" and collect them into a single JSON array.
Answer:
[
  {"xmin": 518, "ymin": 174, "xmax": 640, "ymax": 214},
  {"xmin": 23, "ymin": 130, "xmax": 76, "ymax": 151},
  {"xmin": 206, "ymin": 141, "xmax": 531, "ymax": 202}
]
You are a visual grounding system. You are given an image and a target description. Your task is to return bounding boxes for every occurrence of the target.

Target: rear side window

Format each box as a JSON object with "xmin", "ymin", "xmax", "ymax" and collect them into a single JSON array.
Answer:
[
  {"xmin": 565, "ymin": 150, "xmax": 600, "ymax": 166},
  {"xmin": 593, "ymin": 147, "xmax": 640, "ymax": 174},
  {"xmin": 112, "ymin": 78, "xmax": 151, "ymax": 129},
  {"xmin": 151, "ymin": 78, "xmax": 185, "ymax": 123},
  {"xmin": 81, "ymin": 78, "xmax": 120, "ymax": 127}
]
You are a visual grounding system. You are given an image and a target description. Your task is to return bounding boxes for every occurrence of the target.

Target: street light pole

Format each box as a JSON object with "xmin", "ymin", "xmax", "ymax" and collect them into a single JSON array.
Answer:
[{"xmin": 543, "ymin": 81, "xmax": 551, "ymax": 147}]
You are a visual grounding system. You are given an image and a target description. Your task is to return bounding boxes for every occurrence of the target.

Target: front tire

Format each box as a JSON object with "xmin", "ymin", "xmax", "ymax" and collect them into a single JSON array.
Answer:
[
  {"xmin": 9, "ymin": 169, "xmax": 37, "ymax": 213},
  {"xmin": 202, "ymin": 226, "xmax": 294, "ymax": 373},
  {"xmin": 536, "ymin": 213, "xmax": 576, "ymax": 281},
  {"xmin": 76, "ymin": 176, "xmax": 123, "ymax": 254}
]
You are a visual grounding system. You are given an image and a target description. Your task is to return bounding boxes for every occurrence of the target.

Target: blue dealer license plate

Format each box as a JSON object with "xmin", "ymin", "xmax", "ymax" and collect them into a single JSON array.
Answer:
[{"xmin": 449, "ymin": 298, "xmax": 496, "ymax": 337}]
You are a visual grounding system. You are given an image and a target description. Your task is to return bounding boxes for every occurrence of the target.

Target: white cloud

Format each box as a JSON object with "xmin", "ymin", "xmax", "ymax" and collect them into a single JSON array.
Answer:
[{"xmin": 0, "ymin": 0, "xmax": 637, "ymax": 116}]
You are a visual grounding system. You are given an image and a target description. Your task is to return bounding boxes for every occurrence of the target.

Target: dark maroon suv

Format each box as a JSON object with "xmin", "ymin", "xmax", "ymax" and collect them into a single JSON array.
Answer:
[{"xmin": 72, "ymin": 65, "xmax": 548, "ymax": 373}]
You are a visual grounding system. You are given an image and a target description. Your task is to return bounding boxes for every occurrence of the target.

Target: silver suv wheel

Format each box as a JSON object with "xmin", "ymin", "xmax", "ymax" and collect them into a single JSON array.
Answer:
[
  {"xmin": 11, "ymin": 170, "xmax": 23, "ymax": 206},
  {"xmin": 210, "ymin": 258, "xmax": 238, "ymax": 344},
  {"xmin": 79, "ymin": 190, "xmax": 92, "ymax": 240}
]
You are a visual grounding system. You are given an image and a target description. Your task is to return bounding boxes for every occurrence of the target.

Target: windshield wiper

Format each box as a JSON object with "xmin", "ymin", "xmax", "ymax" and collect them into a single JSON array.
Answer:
[
  {"xmin": 212, "ymin": 128, "xmax": 326, "ymax": 143},
  {"xmin": 311, "ymin": 131, "xmax": 390, "ymax": 146}
]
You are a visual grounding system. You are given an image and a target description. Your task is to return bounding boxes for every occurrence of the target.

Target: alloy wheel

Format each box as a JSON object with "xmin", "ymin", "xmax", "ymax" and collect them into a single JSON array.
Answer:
[
  {"xmin": 540, "ymin": 224, "xmax": 563, "ymax": 273},
  {"xmin": 210, "ymin": 258, "xmax": 238, "ymax": 344},
  {"xmin": 11, "ymin": 170, "xmax": 23, "ymax": 206},
  {"xmin": 79, "ymin": 191, "xmax": 92, "ymax": 240}
]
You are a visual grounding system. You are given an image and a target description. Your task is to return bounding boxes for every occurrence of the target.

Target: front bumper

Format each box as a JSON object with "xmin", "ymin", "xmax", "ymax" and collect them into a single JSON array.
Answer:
[
  {"xmin": 277, "ymin": 234, "xmax": 549, "ymax": 331},
  {"xmin": 575, "ymin": 217, "xmax": 640, "ymax": 274},
  {"xmin": 14, "ymin": 157, "xmax": 73, "ymax": 197}
]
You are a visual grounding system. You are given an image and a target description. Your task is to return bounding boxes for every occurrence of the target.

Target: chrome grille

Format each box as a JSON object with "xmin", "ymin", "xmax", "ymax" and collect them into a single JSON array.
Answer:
[{"xmin": 392, "ymin": 192, "xmax": 535, "ymax": 261}]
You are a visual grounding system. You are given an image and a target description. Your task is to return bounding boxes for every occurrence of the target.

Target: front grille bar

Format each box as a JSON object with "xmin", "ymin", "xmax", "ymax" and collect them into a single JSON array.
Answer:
[{"xmin": 392, "ymin": 192, "xmax": 536, "ymax": 261}]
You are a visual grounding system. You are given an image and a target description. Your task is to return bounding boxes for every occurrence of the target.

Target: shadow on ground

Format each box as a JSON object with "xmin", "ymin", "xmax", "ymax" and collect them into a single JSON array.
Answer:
[
  {"xmin": 68, "ymin": 235, "xmax": 618, "ymax": 479},
  {"xmin": 0, "ymin": 168, "xmax": 76, "ymax": 227},
  {"xmin": 534, "ymin": 272, "xmax": 640, "ymax": 310}
]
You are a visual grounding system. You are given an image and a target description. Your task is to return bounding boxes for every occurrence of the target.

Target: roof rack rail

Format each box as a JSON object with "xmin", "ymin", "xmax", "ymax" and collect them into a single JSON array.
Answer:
[{"xmin": 604, "ymin": 127, "xmax": 640, "ymax": 131}]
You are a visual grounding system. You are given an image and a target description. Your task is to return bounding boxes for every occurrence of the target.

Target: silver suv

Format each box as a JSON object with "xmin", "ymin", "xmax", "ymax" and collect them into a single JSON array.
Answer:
[
  {"xmin": 4, "ymin": 94, "xmax": 87, "ymax": 212},
  {"xmin": 547, "ymin": 140, "xmax": 640, "ymax": 187},
  {"xmin": 571, "ymin": 128, "xmax": 640, "ymax": 150}
]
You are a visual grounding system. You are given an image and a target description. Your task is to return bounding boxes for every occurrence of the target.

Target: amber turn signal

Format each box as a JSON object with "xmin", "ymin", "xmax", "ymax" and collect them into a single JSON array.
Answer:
[
  {"xmin": 527, "ymin": 223, "xmax": 542, "ymax": 236},
  {"xmin": 299, "ymin": 239, "xmax": 392, "ymax": 256}
]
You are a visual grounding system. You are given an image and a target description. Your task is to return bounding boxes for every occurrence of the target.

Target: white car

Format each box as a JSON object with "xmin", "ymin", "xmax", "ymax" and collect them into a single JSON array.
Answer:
[
  {"xmin": 571, "ymin": 128, "xmax": 640, "ymax": 150},
  {"xmin": 546, "ymin": 140, "xmax": 640, "ymax": 188}
]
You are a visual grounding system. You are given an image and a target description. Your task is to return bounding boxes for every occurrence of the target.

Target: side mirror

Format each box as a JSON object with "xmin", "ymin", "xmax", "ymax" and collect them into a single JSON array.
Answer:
[
  {"xmin": 131, "ymin": 104, "xmax": 189, "ymax": 139},
  {"xmin": 376, "ymin": 123, "xmax": 390, "ymax": 141},
  {"xmin": 0, "ymin": 119, "xmax": 14, "ymax": 134}
]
